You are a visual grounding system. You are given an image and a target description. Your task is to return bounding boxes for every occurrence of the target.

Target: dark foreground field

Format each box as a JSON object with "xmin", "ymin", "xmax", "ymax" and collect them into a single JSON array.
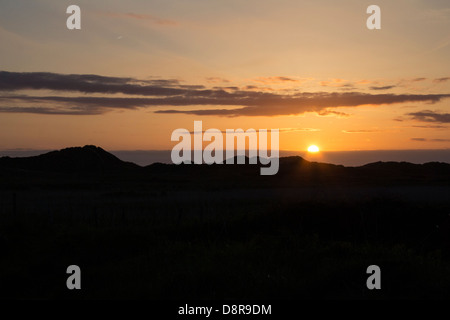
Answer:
[{"xmin": 1, "ymin": 146, "xmax": 450, "ymax": 299}]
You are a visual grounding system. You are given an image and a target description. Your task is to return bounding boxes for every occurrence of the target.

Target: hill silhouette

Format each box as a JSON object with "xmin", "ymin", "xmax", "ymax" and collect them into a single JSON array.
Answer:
[
  {"xmin": 1, "ymin": 145, "xmax": 450, "ymax": 186},
  {"xmin": 1, "ymin": 145, "xmax": 450, "ymax": 299},
  {"xmin": 0, "ymin": 145, "xmax": 138, "ymax": 173}
]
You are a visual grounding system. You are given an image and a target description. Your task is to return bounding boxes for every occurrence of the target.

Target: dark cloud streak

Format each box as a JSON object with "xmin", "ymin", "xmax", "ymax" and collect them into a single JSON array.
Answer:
[
  {"xmin": 0, "ymin": 71, "xmax": 188, "ymax": 96},
  {"xmin": 434, "ymin": 77, "xmax": 450, "ymax": 83},
  {"xmin": 369, "ymin": 85, "xmax": 396, "ymax": 90},
  {"xmin": 0, "ymin": 106, "xmax": 104, "ymax": 115},
  {"xmin": 411, "ymin": 138, "xmax": 450, "ymax": 142},
  {"xmin": 1, "ymin": 71, "xmax": 449, "ymax": 117},
  {"xmin": 407, "ymin": 110, "xmax": 450, "ymax": 123}
]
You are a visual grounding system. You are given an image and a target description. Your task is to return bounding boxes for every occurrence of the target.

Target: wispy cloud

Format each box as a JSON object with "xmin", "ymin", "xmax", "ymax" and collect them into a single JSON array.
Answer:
[
  {"xmin": 369, "ymin": 85, "xmax": 396, "ymax": 91},
  {"xmin": 433, "ymin": 77, "xmax": 450, "ymax": 83},
  {"xmin": 187, "ymin": 127, "xmax": 320, "ymax": 135},
  {"xmin": 280, "ymin": 128, "xmax": 321, "ymax": 132},
  {"xmin": 155, "ymin": 92, "xmax": 450, "ymax": 117},
  {"xmin": 252, "ymin": 76, "xmax": 305, "ymax": 84},
  {"xmin": 0, "ymin": 105, "xmax": 103, "ymax": 115},
  {"xmin": 1, "ymin": 71, "xmax": 450, "ymax": 117},
  {"xmin": 206, "ymin": 77, "xmax": 230, "ymax": 84},
  {"xmin": 407, "ymin": 110, "xmax": 450, "ymax": 123},
  {"xmin": 317, "ymin": 110, "xmax": 350, "ymax": 118},
  {"xmin": 342, "ymin": 130, "xmax": 381, "ymax": 133},
  {"xmin": 412, "ymin": 125, "xmax": 448, "ymax": 129},
  {"xmin": 0, "ymin": 71, "xmax": 189, "ymax": 95},
  {"xmin": 320, "ymin": 79, "xmax": 355, "ymax": 89},
  {"xmin": 411, "ymin": 138, "xmax": 450, "ymax": 142}
]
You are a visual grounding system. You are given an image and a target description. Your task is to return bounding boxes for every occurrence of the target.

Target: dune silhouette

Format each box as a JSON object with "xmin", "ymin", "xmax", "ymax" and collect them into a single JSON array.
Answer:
[
  {"xmin": 1, "ymin": 145, "xmax": 450, "ymax": 299},
  {"xmin": 0, "ymin": 145, "xmax": 138, "ymax": 173},
  {"xmin": 1, "ymin": 145, "xmax": 449, "ymax": 184}
]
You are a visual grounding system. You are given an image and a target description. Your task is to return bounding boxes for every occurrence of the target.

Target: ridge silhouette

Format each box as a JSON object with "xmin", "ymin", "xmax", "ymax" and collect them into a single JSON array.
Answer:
[
  {"xmin": 1, "ymin": 145, "xmax": 450, "ymax": 299},
  {"xmin": 1, "ymin": 145, "xmax": 449, "ymax": 183},
  {"xmin": 0, "ymin": 145, "xmax": 138, "ymax": 172}
]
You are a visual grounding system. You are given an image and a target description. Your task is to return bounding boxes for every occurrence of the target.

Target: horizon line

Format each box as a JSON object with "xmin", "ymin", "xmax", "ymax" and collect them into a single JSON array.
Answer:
[{"xmin": 1, "ymin": 147, "xmax": 450, "ymax": 152}]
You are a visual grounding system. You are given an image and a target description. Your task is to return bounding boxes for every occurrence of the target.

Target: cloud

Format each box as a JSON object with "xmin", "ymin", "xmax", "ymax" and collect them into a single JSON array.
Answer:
[
  {"xmin": 187, "ymin": 127, "xmax": 320, "ymax": 135},
  {"xmin": 155, "ymin": 93, "xmax": 450, "ymax": 117},
  {"xmin": 252, "ymin": 76, "xmax": 304, "ymax": 84},
  {"xmin": 411, "ymin": 138, "xmax": 450, "ymax": 142},
  {"xmin": 206, "ymin": 77, "xmax": 230, "ymax": 83},
  {"xmin": 317, "ymin": 110, "xmax": 350, "ymax": 117},
  {"xmin": 242, "ymin": 85, "xmax": 275, "ymax": 92},
  {"xmin": 320, "ymin": 79, "xmax": 355, "ymax": 89},
  {"xmin": 412, "ymin": 125, "xmax": 448, "ymax": 129},
  {"xmin": 342, "ymin": 130, "xmax": 380, "ymax": 133},
  {"xmin": 0, "ymin": 71, "xmax": 188, "ymax": 96},
  {"xmin": 1, "ymin": 71, "xmax": 450, "ymax": 117},
  {"xmin": 0, "ymin": 95, "xmax": 165, "ymax": 109},
  {"xmin": 280, "ymin": 128, "xmax": 321, "ymax": 132},
  {"xmin": 432, "ymin": 139, "xmax": 450, "ymax": 142},
  {"xmin": 397, "ymin": 78, "xmax": 429, "ymax": 88},
  {"xmin": 213, "ymin": 86, "xmax": 239, "ymax": 91},
  {"xmin": 407, "ymin": 110, "xmax": 450, "ymax": 123},
  {"xmin": 0, "ymin": 106, "xmax": 103, "ymax": 115},
  {"xmin": 433, "ymin": 77, "xmax": 450, "ymax": 83},
  {"xmin": 369, "ymin": 85, "xmax": 396, "ymax": 90}
]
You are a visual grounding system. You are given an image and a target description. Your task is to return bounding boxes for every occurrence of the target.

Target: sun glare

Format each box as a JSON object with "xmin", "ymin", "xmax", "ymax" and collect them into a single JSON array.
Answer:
[{"xmin": 307, "ymin": 145, "xmax": 320, "ymax": 153}]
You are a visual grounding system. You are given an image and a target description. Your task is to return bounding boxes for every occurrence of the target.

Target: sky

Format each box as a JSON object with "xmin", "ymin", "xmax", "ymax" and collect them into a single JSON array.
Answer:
[{"xmin": 0, "ymin": 0, "xmax": 449, "ymax": 153}]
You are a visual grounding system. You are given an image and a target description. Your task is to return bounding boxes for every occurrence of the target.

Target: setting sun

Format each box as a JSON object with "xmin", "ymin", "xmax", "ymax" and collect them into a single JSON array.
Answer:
[{"xmin": 307, "ymin": 145, "xmax": 320, "ymax": 153}]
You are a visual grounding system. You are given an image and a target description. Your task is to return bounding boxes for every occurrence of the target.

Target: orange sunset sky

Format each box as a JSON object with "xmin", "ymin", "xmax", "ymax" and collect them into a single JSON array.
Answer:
[{"xmin": 0, "ymin": 0, "xmax": 449, "ymax": 152}]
